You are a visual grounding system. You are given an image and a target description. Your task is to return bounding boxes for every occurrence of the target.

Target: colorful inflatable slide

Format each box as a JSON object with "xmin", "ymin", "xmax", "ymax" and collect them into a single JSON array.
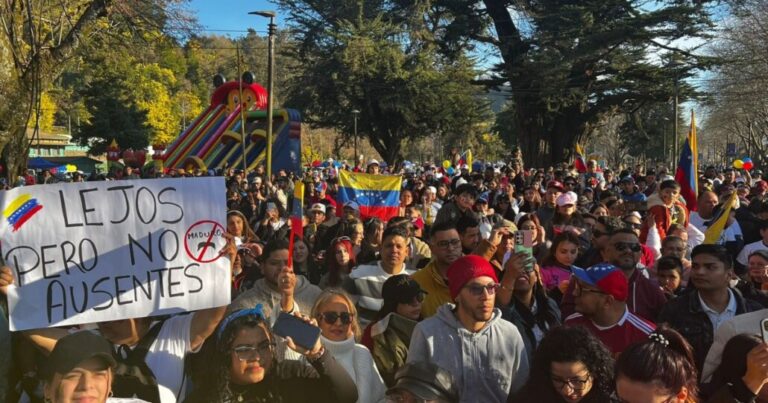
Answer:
[{"xmin": 163, "ymin": 74, "xmax": 301, "ymax": 174}]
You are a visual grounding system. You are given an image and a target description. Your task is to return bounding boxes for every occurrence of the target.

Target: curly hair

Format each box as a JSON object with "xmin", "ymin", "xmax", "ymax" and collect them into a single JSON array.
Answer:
[
  {"xmin": 189, "ymin": 313, "xmax": 276, "ymax": 403},
  {"xmin": 515, "ymin": 326, "xmax": 615, "ymax": 402}
]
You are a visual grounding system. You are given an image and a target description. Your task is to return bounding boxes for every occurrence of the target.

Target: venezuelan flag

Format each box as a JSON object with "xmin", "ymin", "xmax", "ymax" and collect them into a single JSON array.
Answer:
[
  {"xmin": 337, "ymin": 170, "xmax": 402, "ymax": 221},
  {"xmin": 574, "ymin": 144, "xmax": 587, "ymax": 173},
  {"xmin": 675, "ymin": 111, "xmax": 698, "ymax": 211},
  {"xmin": 704, "ymin": 191, "xmax": 737, "ymax": 244},
  {"xmin": 3, "ymin": 193, "xmax": 43, "ymax": 232},
  {"xmin": 288, "ymin": 181, "xmax": 305, "ymax": 267}
]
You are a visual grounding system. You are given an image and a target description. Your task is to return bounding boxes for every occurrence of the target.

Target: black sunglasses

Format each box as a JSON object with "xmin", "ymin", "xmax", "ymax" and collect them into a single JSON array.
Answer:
[
  {"xmin": 613, "ymin": 241, "xmax": 642, "ymax": 253},
  {"xmin": 319, "ymin": 311, "xmax": 353, "ymax": 325}
]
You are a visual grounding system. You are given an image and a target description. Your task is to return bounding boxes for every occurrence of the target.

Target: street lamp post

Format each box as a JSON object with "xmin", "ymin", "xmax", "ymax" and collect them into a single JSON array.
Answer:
[
  {"xmin": 352, "ymin": 109, "xmax": 360, "ymax": 166},
  {"xmin": 249, "ymin": 10, "xmax": 276, "ymax": 179}
]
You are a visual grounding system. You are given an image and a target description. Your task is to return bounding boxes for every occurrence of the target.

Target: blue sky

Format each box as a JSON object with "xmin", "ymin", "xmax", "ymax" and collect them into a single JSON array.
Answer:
[{"xmin": 188, "ymin": 0, "xmax": 284, "ymax": 37}]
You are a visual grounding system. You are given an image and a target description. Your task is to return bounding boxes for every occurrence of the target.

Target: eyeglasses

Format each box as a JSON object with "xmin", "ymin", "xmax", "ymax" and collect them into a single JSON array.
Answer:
[
  {"xmin": 573, "ymin": 281, "xmax": 607, "ymax": 297},
  {"xmin": 318, "ymin": 311, "xmax": 354, "ymax": 326},
  {"xmin": 551, "ymin": 374, "xmax": 591, "ymax": 391},
  {"xmin": 613, "ymin": 241, "xmax": 642, "ymax": 253},
  {"xmin": 464, "ymin": 283, "xmax": 500, "ymax": 296},
  {"xmin": 435, "ymin": 239, "xmax": 461, "ymax": 249},
  {"xmin": 232, "ymin": 341, "xmax": 274, "ymax": 362}
]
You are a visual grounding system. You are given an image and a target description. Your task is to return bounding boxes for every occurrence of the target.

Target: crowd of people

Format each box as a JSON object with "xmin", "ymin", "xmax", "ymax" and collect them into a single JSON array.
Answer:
[{"xmin": 3, "ymin": 151, "xmax": 768, "ymax": 403}]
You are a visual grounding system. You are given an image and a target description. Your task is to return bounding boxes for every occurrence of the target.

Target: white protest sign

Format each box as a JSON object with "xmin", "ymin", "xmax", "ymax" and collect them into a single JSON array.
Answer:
[{"xmin": 0, "ymin": 177, "xmax": 230, "ymax": 331}]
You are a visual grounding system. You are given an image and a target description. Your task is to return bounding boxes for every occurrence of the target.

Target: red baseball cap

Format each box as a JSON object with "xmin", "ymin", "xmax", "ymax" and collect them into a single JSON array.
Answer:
[
  {"xmin": 547, "ymin": 180, "xmax": 565, "ymax": 192},
  {"xmin": 446, "ymin": 255, "xmax": 498, "ymax": 300}
]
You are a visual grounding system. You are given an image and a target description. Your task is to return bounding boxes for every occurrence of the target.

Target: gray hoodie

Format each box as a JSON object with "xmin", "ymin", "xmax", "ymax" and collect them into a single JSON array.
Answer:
[
  {"xmin": 228, "ymin": 275, "xmax": 322, "ymax": 319},
  {"xmin": 407, "ymin": 304, "xmax": 529, "ymax": 403}
]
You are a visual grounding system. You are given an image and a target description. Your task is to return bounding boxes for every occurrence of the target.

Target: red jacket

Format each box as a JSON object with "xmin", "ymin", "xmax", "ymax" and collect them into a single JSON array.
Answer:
[{"xmin": 640, "ymin": 194, "xmax": 689, "ymax": 243}]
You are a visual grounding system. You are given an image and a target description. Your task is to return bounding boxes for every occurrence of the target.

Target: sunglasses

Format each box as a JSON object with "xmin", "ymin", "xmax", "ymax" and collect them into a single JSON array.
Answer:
[
  {"xmin": 623, "ymin": 222, "xmax": 642, "ymax": 230},
  {"xmin": 613, "ymin": 241, "xmax": 642, "ymax": 253},
  {"xmin": 232, "ymin": 341, "xmax": 274, "ymax": 361},
  {"xmin": 464, "ymin": 283, "xmax": 500, "ymax": 296},
  {"xmin": 318, "ymin": 311, "xmax": 353, "ymax": 326},
  {"xmin": 436, "ymin": 239, "xmax": 461, "ymax": 249},
  {"xmin": 333, "ymin": 236, "xmax": 352, "ymax": 243}
]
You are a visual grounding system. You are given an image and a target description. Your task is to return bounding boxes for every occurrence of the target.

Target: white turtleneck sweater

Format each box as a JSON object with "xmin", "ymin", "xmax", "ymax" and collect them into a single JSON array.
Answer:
[{"xmin": 321, "ymin": 335, "xmax": 387, "ymax": 403}]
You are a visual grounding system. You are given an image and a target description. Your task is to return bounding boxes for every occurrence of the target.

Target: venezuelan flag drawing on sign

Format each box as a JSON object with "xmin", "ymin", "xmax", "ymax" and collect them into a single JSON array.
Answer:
[
  {"xmin": 675, "ymin": 110, "xmax": 698, "ymax": 212},
  {"xmin": 3, "ymin": 194, "xmax": 43, "ymax": 232},
  {"xmin": 337, "ymin": 170, "xmax": 401, "ymax": 221}
]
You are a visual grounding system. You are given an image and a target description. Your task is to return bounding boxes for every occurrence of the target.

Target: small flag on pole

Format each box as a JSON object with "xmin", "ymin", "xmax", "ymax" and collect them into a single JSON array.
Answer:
[
  {"xmin": 288, "ymin": 181, "xmax": 305, "ymax": 267},
  {"xmin": 675, "ymin": 110, "xmax": 698, "ymax": 211}
]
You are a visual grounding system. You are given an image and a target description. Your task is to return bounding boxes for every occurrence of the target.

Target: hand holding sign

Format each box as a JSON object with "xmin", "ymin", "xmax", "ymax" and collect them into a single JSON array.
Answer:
[{"xmin": 0, "ymin": 266, "xmax": 13, "ymax": 295}]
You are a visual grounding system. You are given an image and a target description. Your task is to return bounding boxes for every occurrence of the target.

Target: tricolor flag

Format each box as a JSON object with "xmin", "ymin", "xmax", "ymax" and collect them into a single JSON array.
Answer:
[
  {"xmin": 574, "ymin": 144, "xmax": 587, "ymax": 173},
  {"xmin": 675, "ymin": 111, "xmax": 698, "ymax": 212},
  {"xmin": 288, "ymin": 181, "xmax": 304, "ymax": 267},
  {"xmin": 704, "ymin": 191, "xmax": 737, "ymax": 245},
  {"xmin": 3, "ymin": 194, "xmax": 43, "ymax": 232},
  {"xmin": 337, "ymin": 170, "xmax": 402, "ymax": 221}
]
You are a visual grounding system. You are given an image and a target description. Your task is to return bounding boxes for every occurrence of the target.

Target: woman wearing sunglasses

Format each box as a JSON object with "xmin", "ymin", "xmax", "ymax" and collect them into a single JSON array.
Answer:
[
  {"xmin": 186, "ymin": 306, "xmax": 358, "ymax": 403},
  {"xmin": 311, "ymin": 289, "xmax": 387, "ymax": 403},
  {"xmin": 510, "ymin": 326, "xmax": 617, "ymax": 402},
  {"xmin": 360, "ymin": 274, "xmax": 426, "ymax": 386}
]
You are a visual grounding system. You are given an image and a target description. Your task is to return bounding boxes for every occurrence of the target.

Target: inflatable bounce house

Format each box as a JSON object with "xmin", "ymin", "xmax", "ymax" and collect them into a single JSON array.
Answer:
[{"xmin": 161, "ymin": 73, "xmax": 301, "ymax": 174}]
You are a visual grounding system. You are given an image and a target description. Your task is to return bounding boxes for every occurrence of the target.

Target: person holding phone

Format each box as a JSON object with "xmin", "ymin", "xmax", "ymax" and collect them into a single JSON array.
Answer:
[
  {"xmin": 186, "ymin": 306, "xmax": 358, "ymax": 403},
  {"xmin": 496, "ymin": 252, "xmax": 561, "ymax": 360},
  {"xmin": 311, "ymin": 289, "xmax": 387, "ymax": 403}
]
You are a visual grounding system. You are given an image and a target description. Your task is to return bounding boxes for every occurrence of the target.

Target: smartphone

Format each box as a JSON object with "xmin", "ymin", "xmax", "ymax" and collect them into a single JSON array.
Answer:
[
  {"xmin": 514, "ymin": 230, "xmax": 534, "ymax": 271},
  {"xmin": 272, "ymin": 312, "xmax": 321, "ymax": 350},
  {"xmin": 761, "ymin": 318, "xmax": 768, "ymax": 344}
]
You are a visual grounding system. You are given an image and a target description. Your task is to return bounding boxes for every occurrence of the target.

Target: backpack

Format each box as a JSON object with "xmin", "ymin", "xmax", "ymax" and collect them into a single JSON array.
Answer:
[{"xmin": 111, "ymin": 321, "xmax": 164, "ymax": 403}]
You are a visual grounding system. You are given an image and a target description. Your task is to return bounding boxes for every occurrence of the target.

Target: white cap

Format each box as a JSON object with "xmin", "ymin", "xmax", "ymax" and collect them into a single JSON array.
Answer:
[
  {"xmin": 310, "ymin": 203, "xmax": 326, "ymax": 213},
  {"xmin": 367, "ymin": 159, "xmax": 380, "ymax": 167},
  {"xmin": 427, "ymin": 186, "xmax": 437, "ymax": 194}
]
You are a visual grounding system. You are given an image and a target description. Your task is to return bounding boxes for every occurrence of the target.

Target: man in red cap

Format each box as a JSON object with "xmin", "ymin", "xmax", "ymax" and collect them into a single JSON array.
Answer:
[
  {"xmin": 564, "ymin": 263, "xmax": 656, "ymax": 355},
  {"xmin": 407, "ymin": 255, "xmax": 529, "ymax": 402}
]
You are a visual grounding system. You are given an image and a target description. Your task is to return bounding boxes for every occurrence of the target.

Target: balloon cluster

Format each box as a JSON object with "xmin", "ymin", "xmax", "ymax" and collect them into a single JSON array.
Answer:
[{"xmin": 733, "ymin": 157, "xmax": 754, "ymax": 170}]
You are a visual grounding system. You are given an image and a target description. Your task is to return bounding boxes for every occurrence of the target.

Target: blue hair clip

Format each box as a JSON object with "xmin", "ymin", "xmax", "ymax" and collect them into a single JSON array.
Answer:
[{"xmin": 216, "ymin": 304, "xmax": 266, "ymax": 341}]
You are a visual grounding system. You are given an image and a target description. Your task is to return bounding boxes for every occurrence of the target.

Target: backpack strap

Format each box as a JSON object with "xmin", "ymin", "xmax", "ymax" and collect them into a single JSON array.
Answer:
[{"xmin": 124, "ymin": 320, "xmax": 164, "ymax": 365}]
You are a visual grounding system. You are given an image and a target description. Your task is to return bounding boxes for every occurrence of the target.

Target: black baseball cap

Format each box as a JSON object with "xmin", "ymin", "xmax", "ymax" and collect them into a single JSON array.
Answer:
[
  {"xmin": 386, "ymin": 362, "xmax": 458, "ymax": 402},
  {"xmin": 382, "ymin": 274, "xmax": 426, "ymax": 304},
  {"xmin": 41, "ymin": 331, "xmax": 116, "ymax": 381}
]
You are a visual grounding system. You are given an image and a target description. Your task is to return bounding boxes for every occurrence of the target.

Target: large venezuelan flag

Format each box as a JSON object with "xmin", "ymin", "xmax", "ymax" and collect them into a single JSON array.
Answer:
[
  {"xmin": 337, "ymin": 170, "xmax": 401, "ymax": 221},
  {"xmin": 675, "ymin": 111, "xmax": 698, "ymax": 212}
]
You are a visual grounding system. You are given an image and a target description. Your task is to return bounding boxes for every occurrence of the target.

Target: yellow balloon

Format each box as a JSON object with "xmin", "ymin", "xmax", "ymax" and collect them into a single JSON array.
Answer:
[
  {"xmin": 442, "ymin": 160, "xmax": 451, "ymax": 169},
  {"xmin": 733, "ymin": 159, "xmax": 744, "ymax": 169},
  {"xmin": 66, "ymin": 164, "xmax": 77, "ymax": 172}
]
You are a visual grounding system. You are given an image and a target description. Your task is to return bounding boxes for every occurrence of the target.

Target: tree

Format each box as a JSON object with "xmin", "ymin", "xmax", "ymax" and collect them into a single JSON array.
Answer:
[
  {"xmin": 702, "ymin": 0, "xmax": 768, "ymax": 169},
  {"xmin": 0, "ymin": 0, "xmax": 192, "ymax": 179},
  {"xmin": 278, "ymin": 0, "xmax": 490, "ymax": 164},
  {"xmin": 420, "ymin": 0, "xmax": 718, "ymax": 165},
  {"xmin": 74, "ymin": 76, "xmax": 150, "ymax": 155}
]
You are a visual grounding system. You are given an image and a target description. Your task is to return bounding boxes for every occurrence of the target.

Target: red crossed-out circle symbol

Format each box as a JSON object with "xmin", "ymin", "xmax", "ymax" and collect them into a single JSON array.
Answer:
[{"xmin": 184, "ymin": 220, "xmax": 227, "ymax": 263}]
